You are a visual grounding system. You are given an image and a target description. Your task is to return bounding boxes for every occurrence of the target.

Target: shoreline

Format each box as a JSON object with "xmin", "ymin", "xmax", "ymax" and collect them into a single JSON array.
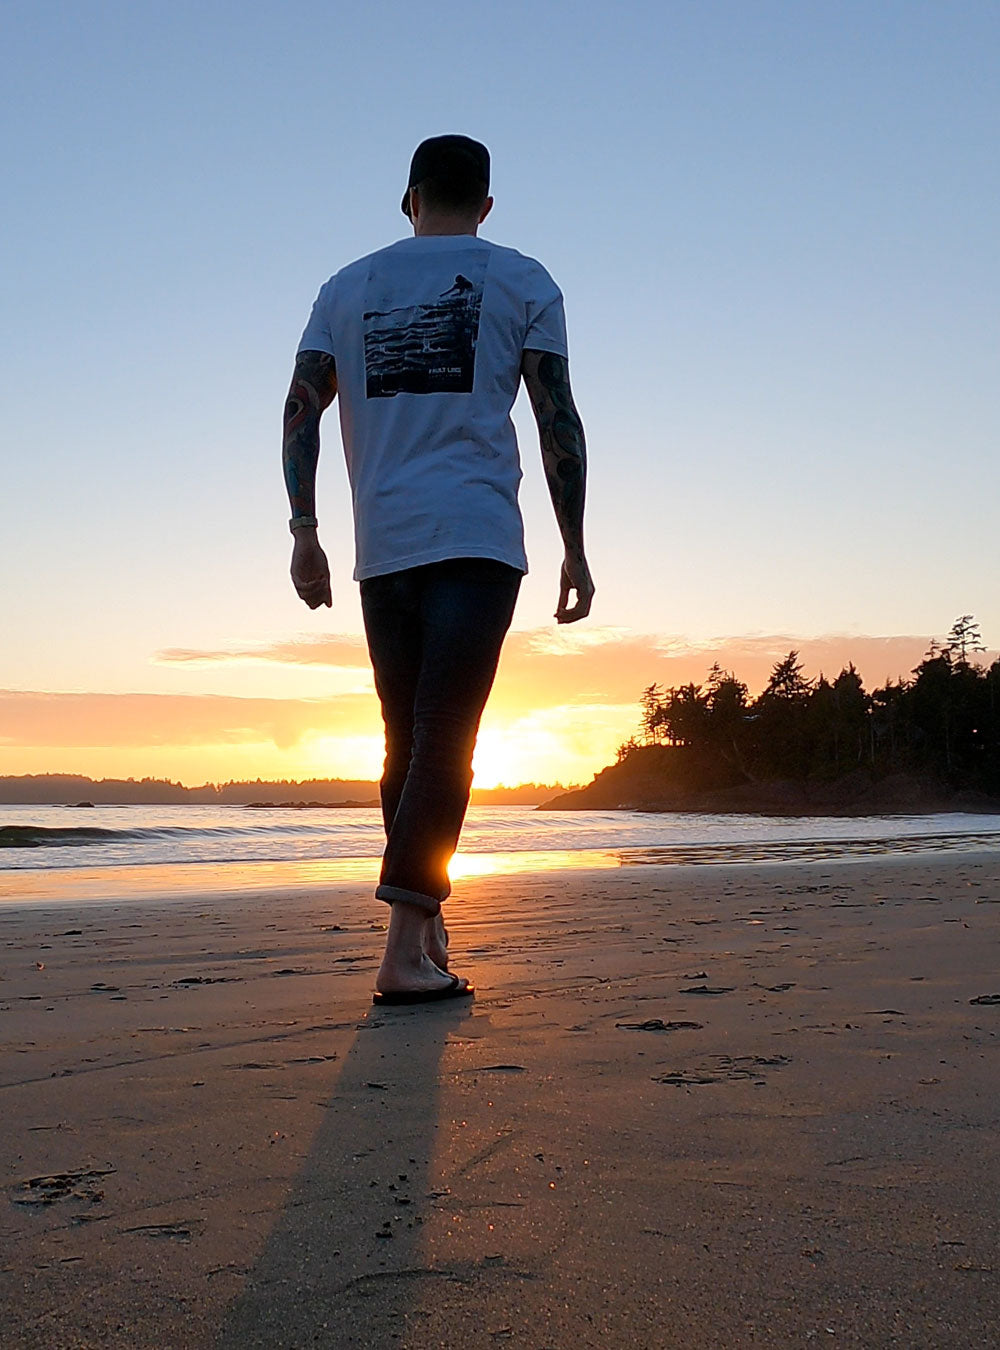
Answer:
[
  {"xmin": 545, "ymin": 788, "xmax": 1000, "ymax": 817},
  {"xmin": 5, "ymin": 827, "xmax": 1000, "ymax": 909}
]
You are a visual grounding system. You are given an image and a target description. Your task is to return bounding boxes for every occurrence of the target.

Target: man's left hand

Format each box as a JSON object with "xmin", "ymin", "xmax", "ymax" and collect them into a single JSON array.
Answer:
[
  {"xmin": 555, "ymin": 553, "xmax": 594, "ymax": 624},
  {"xmin": 291, "ymin": 532, "xmax": 332, "ymax": 608}
]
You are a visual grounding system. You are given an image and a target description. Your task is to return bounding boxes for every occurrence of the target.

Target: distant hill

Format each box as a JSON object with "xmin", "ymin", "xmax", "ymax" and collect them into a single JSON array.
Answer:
[
  {"xmin": 0, "ymin": 774, "xmax": 564, "ymax": 807},
  {"xmin": 542, "ymin": 745, "xmax": 1000, "ymax": 815}
]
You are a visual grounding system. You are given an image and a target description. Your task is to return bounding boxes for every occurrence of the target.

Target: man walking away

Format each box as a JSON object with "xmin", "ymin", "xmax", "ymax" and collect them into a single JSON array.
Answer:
[{"xmin": 283, "ymin": 135, "xmax": 593, "ymax": 1004}]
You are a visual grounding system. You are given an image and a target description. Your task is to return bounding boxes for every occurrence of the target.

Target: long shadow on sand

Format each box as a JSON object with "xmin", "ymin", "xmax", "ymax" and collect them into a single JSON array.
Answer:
[{"xmin": 216, "ymin": 997, "xmax": 472, "ymax": 1348}]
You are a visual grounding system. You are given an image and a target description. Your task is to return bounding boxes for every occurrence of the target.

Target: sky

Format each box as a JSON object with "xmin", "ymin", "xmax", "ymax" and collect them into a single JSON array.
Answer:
[{"xmin": 2, "ymin": 1, "xmax": 998, "ymax": 787}]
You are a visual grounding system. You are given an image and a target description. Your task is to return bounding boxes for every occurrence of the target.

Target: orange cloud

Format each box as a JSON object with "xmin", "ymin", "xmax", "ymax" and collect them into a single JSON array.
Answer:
[
  {"xmin": 156, "ymin": 635, "xmax": 370, "ymax": 667},
  {"xmin": 0, "ymin": 690, "xmax": 375, "ymax": 751},
  {"xmin": 158, "ymin": 627, "xmax": 977, "ymax": 705}
]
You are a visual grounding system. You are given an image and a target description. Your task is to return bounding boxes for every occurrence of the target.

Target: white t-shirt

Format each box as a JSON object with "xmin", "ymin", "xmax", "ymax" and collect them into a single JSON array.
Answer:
[{"xmin": 298, "ymin": 235, "xmax": 568, "ymax": 581}]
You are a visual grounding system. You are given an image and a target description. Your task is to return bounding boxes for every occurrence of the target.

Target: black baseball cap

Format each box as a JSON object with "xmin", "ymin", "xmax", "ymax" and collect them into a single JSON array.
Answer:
[{"xmin": 401, "ymin": 134, "xmax": 491, "ymax": 218}]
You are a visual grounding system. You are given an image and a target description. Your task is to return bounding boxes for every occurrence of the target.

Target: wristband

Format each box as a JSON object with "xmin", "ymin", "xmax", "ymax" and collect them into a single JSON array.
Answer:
[{"xmin": 289, "ymin": 515, "xmax": 318, "ymax": 533}]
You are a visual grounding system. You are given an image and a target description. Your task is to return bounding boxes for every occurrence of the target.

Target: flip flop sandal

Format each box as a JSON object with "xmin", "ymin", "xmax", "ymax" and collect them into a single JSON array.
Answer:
[{"xmin": 372, "ymin": 974, "xmax": 474, "ymax": 1006}]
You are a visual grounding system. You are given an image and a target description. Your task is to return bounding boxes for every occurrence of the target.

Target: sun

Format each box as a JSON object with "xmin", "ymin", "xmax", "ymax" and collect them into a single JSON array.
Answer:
[{"xmin": 470, "ymin": 724, "xmax": 545, "ymax": 789}]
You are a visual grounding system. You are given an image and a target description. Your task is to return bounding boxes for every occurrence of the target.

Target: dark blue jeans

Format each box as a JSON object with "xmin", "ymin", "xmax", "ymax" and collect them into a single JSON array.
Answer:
[{"xmin": 360, "ymin": 557, "xmax": 522, "ymax": 916}]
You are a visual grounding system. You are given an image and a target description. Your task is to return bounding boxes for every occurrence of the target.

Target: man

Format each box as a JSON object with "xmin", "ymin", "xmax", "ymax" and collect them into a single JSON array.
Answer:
[{"xmin": 283, "ymin": 135, "xmax": 593, "ymax": 1005}]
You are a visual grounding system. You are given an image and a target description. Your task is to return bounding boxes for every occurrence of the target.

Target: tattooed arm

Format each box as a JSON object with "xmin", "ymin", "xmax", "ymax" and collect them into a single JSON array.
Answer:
[
  {"xmin": 283, "ymin": 349, "xmax": 338, "ymax": 609},
  {"xmin": 521, "ymin": 349, "xmax": 595, "ymax": 623}
]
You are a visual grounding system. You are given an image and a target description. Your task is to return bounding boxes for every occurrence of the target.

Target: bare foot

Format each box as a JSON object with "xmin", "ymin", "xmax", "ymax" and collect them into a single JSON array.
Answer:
[
  {"xmin": 424, "ymin": 912, "xmax": 449, "ymax": 970},
  {"xmin": 376, "ymin": 901, "xmax": 467, "ymax": 996},
  {"xmin": 376, "ymin": 950, "xmax": 465, "ymax": 996}
]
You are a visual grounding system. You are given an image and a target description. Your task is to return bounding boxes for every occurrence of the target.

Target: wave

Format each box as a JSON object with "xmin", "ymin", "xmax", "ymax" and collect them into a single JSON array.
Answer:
[
  {"xmin": 0, "ymin": 825, "xmax": 181, "ymax": 849},
  {"xmin": 0, "ymin": 819, "xmax": 384, "ymax": 850},
  {"xmin": 0, "ymin": 824, "xmax": 277, "ymax": 849}
]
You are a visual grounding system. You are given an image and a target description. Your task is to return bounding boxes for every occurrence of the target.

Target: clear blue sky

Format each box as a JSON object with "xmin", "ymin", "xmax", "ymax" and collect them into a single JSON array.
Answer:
[{"xmin": 3, "ymin": 0, "xmax": 998, "ymax": 701}]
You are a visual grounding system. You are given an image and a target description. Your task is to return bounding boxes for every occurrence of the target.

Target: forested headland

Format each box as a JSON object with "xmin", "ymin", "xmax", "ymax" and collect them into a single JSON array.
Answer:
[{"xmin": 547, "ymin": 617, "xmax": 1000, "ymax": 814}]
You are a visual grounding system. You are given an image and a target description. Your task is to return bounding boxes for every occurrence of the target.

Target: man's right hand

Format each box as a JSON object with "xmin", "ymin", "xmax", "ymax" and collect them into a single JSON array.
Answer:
[
  {"xmin": 556, "ymin": 553, "xmax": 594, "ymax": 624},
  {"xmin": 291, "ymin": 531, "xmax": 332, "ymax": 609}
]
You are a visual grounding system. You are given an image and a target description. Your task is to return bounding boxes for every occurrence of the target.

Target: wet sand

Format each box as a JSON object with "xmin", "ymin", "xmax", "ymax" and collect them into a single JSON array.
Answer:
[{"xmin": 2, "ymin": 854, "xmax": 999, "ymax": 1348}]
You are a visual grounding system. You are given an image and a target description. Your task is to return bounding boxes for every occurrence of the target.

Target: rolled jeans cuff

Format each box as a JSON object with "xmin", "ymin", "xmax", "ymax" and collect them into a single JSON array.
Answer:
[{"xmin": 375, "ymin": 883, "xmax": 442, "ymax": 917}]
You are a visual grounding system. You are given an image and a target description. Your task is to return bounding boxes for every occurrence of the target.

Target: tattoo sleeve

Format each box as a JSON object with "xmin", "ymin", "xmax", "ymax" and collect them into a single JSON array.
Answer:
[
  {"xmin": 521, "ymin": 349, "xmax": 587, "ymax": 558},
  {"xmin": 282, "ymin": 350, "xmax": 338, "ymax": 519}
]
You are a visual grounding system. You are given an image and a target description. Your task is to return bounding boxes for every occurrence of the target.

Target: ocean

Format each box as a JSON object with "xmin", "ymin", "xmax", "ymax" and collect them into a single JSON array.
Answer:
[{"xmin": 3, "ymin": 803, "xmax": 1000, "ymax": 906}]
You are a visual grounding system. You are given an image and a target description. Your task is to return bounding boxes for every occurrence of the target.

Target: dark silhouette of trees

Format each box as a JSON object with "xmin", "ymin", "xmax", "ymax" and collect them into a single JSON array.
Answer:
[
  {"xmin": 705, "ymin": 665, "xmax": 751, "ymax": 773},
  {"xmin": 619, "ymin": 617, "xmax": 1000, "ymax": 798},
  {"xmin": 946, "ymin": 615, "xmax": 985, "ymax": 666}
]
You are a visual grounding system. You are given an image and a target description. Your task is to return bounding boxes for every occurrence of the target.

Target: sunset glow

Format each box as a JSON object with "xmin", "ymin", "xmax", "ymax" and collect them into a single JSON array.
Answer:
[{"xmin": 0, "ymin": 630, "xmax": 981, "ymax": 790}]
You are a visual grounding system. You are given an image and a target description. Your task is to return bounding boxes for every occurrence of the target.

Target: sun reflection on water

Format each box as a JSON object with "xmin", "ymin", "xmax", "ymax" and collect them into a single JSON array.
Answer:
[
  {"xmin": 447, "ymin": 849, "xmax": 621, "ymax": 881},
  {"xmin": 2, "ymin": 849, "xmax": 625, "ymax": 906}
]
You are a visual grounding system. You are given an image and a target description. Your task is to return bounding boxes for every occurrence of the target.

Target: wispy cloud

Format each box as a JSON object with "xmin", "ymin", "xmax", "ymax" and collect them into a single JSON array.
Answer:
[
  {"xmin": 0, "ymin": 690, "xmax": 375, "ymax": 751},
  {"xmin": 156, "ymin": 635, "xmax": 369, "ymax": 667},
  {"xmin": 493, "ymin": 629, "xmax": 966, "ymax": 714},
  {"xmin": 155, "ymin": 627, "xmax": 963, "ymax": 696}
]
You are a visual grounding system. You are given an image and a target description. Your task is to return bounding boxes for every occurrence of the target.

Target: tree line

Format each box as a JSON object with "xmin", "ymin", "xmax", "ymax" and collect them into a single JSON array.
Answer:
[
  {"xmin": 617, "ymin": 616, "xmax": 1000, "ymax": 795},
  {"xmin": 0, "ymin": 774, "xmax": 558, "ymax": 807}
]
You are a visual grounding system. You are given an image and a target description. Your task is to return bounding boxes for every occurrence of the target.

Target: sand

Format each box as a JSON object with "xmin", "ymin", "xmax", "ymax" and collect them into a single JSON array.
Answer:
[{"xmin": 2, "ymin": 854, "xmax": 999, "ymax": 1348}]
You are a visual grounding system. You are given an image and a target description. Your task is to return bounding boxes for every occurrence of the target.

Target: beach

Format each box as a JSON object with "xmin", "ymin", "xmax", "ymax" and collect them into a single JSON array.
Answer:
[{"xmin": 2, "ymin": 854, "xmax": 999, "ymax": 1348}]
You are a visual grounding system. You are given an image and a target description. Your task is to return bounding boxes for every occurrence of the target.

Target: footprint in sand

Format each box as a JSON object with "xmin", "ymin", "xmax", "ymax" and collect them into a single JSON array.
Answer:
[
  {"xmin": 653, "ymin": 1054, "xmax": 791, "ymax": 1086},
  {"xmin": 617, "ymin": 1019, "xmax": 704, "ymax": 1032},
  {"xmin": 122, "ymin": 1222, "xmax": 193, "ymax": 1242},
  {"xmin": 11, "ymin": 1164, "xmax": 114, "ymax": 1207}
]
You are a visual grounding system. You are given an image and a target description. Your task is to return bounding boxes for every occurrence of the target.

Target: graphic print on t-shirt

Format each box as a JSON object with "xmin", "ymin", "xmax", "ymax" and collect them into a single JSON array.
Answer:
[{"xmin": 363, "ymin": 249, "xmax": 487, "ymax": 398}]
